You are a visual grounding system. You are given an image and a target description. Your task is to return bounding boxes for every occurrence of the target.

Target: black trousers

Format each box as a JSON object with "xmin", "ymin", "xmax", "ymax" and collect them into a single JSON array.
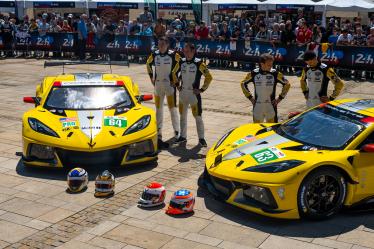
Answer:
[{"xmin": 78, "ymin": 39, "xmax": 86, "ymax": 60}]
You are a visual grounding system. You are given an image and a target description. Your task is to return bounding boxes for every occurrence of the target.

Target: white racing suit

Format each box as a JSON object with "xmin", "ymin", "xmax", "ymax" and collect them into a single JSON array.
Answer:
[
  {"xmin": 241, "ymin": 68, "xmax": 290, "ymax": 123},
  {"xmin": 146, "ymin": 50, "xmax": 180, "ymax": 139},
  {"xmin": 300, "ymin": 63, "xmax": 344, "ymax": 109},
  {"xmin": 178, "ymin": 57, "xmax": 212, "ymax": 139}
]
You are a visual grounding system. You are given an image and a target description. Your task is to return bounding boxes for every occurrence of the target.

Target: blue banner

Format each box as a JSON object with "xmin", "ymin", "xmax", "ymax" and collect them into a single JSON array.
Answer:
[
  {"xmin": 33, "ymin": 1, "xmax": 75, "ymax": 8},
  {"xmin": 218, "ymin": 4, "xmax": 257, "ymax": 11},
  {"xmin": 97, "ymin": 2, "xmax": 138, "ymax": 9},
  {"xmin": 2, "ymin": 32, "xmax": 374, "ymax": 70},
  {"xmin": 158, "ymin": 3, "xmax": 192, "ymax": 10}
]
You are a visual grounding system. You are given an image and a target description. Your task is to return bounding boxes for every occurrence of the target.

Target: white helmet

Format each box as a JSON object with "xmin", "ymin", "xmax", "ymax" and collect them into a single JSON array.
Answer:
[
  {"xmin": 138, "ymin": 182, "xmax": 166, "ymax": 207},
  {"xmin": 67, "ymin": 168, "xmax": 88, "ymax": 193}
]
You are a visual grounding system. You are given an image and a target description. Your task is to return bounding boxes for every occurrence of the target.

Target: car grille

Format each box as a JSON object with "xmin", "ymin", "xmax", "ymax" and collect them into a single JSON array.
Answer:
[
  {"xmin": 55, "ymin": 146, "xmax": 126, "ymax": 167},
  {"xmin": 209, "ymin": 175, "xmax": 236, "ymax": 199}
]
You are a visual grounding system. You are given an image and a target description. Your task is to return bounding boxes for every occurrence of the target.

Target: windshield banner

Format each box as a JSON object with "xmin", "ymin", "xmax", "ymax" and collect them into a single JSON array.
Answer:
[{"xmin": 1, "ymin": 33, "xmax": 373, "ymax": 70}]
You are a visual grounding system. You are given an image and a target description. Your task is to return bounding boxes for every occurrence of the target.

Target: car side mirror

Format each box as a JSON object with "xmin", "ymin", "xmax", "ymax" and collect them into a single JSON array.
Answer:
[
  {"xmin": 23, "ymin": 97, "xmax": 40, "ymax": 106},
  {"xmin": 361, "ymin": 144, "xmax": 374, "ymax": 153},
  {"xmin": 138, "ymin": 94, "xmax": 153, "ymax": 103},
  {"xmin": 288, "ymin": 112, "xmax": 301, "ymax": 119}
]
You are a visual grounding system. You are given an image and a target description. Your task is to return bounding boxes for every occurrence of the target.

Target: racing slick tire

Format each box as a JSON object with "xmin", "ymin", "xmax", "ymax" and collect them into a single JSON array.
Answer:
[{"xmin": 297, "ymin": 167, "xmax": 347, "ymax": 220}]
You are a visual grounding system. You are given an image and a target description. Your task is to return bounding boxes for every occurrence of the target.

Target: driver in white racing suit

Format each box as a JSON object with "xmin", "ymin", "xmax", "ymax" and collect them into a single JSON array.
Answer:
[
  {"xmin": 241, "ymin": 53, "xmax": 291, "ymax": 123},
  {"xmin": 175, "ymin": 43, "xmax": 212, "ymax": 147},
  {"xmin": 300, "ymin": 51, "xmax": 344, "ymax": 109},
  {"xmin": 146, "ymin": 37, "xmax": 180, "ymax": 148}
]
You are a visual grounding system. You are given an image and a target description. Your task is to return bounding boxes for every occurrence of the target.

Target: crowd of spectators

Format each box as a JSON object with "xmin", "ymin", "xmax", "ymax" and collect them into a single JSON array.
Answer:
[{"xmin": 1, "ymin": 7, "xmax": 374, "ymax": 76}]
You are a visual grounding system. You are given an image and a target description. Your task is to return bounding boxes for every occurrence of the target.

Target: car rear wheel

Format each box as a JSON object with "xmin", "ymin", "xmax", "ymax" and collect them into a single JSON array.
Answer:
[{"xmin": 298, "ymin": 168, "xmax": 346, "ymax": 220}]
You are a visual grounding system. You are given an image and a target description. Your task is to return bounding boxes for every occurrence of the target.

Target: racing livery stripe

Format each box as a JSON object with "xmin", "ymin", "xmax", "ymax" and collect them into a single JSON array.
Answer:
[
  {"xmin": 223, "ymin": 134, "xmax": 290, "ymax": 161},
  {"xmin": 338, "ymin": 99, "xmax": 374, "ymax": 113},
  {"xmin": 77, "ymin": 110, "xmax": 103, "ymax": 139}
]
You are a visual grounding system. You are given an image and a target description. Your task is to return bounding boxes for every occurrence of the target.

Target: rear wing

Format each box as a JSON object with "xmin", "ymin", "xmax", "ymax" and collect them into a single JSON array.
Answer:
[{"xmin": 44, "ymin": 60, "xmax": 130, "ymax": 74}]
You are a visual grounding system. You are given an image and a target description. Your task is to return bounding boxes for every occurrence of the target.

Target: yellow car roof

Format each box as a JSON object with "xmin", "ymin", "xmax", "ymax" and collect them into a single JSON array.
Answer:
[{"xmin": 332, "ymin": 99, "xmax": 374, "ymax": 117}]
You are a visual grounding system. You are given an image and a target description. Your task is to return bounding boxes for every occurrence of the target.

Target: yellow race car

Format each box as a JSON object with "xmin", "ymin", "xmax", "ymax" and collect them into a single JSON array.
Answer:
[
  {"xmin": 22, "ymin": 71, "xmax": 157, "ymax": 168},
  {"xmin": 201, "ymin": 99, "xmax": 374, "ymax": 220}
]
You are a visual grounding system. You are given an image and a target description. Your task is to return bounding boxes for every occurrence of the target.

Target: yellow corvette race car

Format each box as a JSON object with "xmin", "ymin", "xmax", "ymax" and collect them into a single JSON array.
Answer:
[
  {"xmin": 22, "ymin": 71, "xmax": 157, "ymax": 168},
  {"xmin": 202, "ymin": 99, "xmax": 374, "ymax": 219}
]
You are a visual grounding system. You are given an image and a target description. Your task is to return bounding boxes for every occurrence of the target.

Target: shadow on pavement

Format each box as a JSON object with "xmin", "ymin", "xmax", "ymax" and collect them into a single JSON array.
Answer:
[
  {"xmin": 166, "ymin": 144, "xmax": 206, "ymax": 163},
  {"xmin": 15, "ymin": 158, "xmax": 158, "ymax": 181},
  {"xmin": 196, "ymin": 183, "xmax": 374, "ymax": 239}
]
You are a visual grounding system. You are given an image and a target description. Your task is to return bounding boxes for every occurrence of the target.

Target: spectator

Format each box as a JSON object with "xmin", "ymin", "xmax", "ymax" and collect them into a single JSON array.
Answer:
[
  {"xmin": 352, "ymin": 27, "xmax": 366, "ymax": 46},
  {"xmin": 165, "ymin": 25, "xmax": 176, "ymax": 47},
  {"xmin": 139, "ymin": 6, "xmax": 153, "ymax": 24},
  {"xmin": 255, "ymin": 22, "xmax": 269, "ymax": 41},
  {"xmin": 77, "ymin": 14, "xmax": 87, "ymax": 60},
  {"xmin": 129, "ymin": 19, "xmax": 141, "ymax": 35},
  {"xmin": 171, "ymin": 17, "xmax": 182, "ymax": 29},
  {"xmin": 195, "ymin": 21, "xmax": 209, "ymax": 40},
  {"xmin": 49, "ymin": 19, "xmax": 61, "ymax": 32},
  {"xmin": 180, "ymin": 13, "xmax": 188, "ymax": 30},
  {"xmin": 367, "ymin": 27, "xmax": 374, "ymax": 46},
  {"xmin": 86, "ymin": 19, "xmax": 96, "ymax": 49},
  {"xmin": 28, "ymin": 18, "xmax": 39, "ymax": 35},
  {"xmin": 38, "ymin": 16, "xmax": 49, "ymax": 36},
  {"xmin": 154, "ymin": 18, "xmax": 166, "ymax": 40},
  {"xmin": 243, "ymin": 23, "xmax": 254, "ymax": 40},
  {"xmin": 218, "ymin": 22, "xmax": 231, "ymax": 41},
  {"xmin": 209, "ymin": 23, "xmax": 220, "ymax": 41},
  {"xmin": 185, "ymin": 22, "xmax": 196, "ymax": 39},
  {"xmin": 337, "ymin": 29, "xmax": 352, "ymax": 45},
  {"xmin": 328, "ymin": 27, "xmax": 340, "ymax": 45},
  {"xmin": 295, "ymin": 19, "xmax": 312, "ymax": 46},
  {"xmin": 61, "ymin": 20, "xmax": 72, "ymax": 32},
  {"xmin": 174, "ymin": 25, "xmax": 185, "ymax": 42},
  {"xmin": 311, "ymin": 24, "xmax": 322, "ymax": 44},
  {"xmin": 140, "ymin": 22, "xmax": 153, "ymax": 36},
  {"xmin": 237, "ymin": 12, "xmax": 249, "ymax": 32},
  {"xmin": 269, "ymin": 23, "xmax": 281, "ymax": 43},
  {"xmin": 115, "ymin": 20, "xmax": 127, "ymax": 35}
]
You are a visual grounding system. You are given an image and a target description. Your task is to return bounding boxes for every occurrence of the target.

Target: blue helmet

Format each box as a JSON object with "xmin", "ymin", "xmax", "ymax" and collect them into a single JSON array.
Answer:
[{"xmin": 67, "ymin": 168, "xmax": 88, "ymax": 192}]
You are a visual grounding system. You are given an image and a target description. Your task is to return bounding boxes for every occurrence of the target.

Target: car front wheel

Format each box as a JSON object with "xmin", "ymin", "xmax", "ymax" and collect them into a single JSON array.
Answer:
[{"xmin": 298, "ymin": 168, "xmax": 347, "ymax": 220}]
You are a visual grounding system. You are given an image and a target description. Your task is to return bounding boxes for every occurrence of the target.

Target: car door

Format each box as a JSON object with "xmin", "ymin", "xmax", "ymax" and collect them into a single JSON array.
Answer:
[{"xmin": 352, "ymin": 131, "xmax": 374, "ymax": 201}]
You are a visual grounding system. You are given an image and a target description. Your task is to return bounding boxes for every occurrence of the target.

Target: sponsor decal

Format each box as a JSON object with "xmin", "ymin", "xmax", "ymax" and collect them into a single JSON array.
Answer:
[
  {"xmin": 61, "ymin": 81, "xmax": 117, "ymax": 86},
  {"xmin": 250, "ymin": 147, "xmax": 286, "ymax": 164},
  {"xmin": 233, "ymin": 135, "xmax": 256, "ymax": 146},
  {"xmin": 104, "ymin": 116, "xmax": 127, "ymax": 128},
  {"xmin": 60, "ymin": 117, "xmax": 77, "ymax": 128}
]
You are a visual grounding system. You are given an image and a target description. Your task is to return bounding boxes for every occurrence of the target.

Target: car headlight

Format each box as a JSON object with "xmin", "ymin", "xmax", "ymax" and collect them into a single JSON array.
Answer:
[
  {"xmin": 214, "ymin": 129, "xmax": 234, "ymax": 150},
  {"xmin": 242, "ymin": 160, "xmax": 305, "ymax": 173},
  {"xmin": 243, "ymin": 185, "xmax": 277, "ymax": 208},
  {"xmin": 123, "ymin": 115, "xmax": 151, "ymax": 135},
  {"xmin": 28, "ymin": 118, "xmax": 59, "ymax": 138}
]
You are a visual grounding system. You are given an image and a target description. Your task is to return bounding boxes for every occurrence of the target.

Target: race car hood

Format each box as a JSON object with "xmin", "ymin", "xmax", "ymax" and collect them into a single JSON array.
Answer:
[
  {"xmin": 206, "ymin": 123, "xmax": 350, "ymax": 184},
  {"xmin": 23, "ymin": 105, "xmax": 156, "ymax": 150}
]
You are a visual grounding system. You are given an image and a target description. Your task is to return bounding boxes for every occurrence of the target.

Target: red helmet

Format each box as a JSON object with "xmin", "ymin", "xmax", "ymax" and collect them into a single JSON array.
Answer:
[
  {"xmin": 166, "ymin": 189, "xmax": 195, "ymax": 215},
  {"xmin": 138, "ymin": 182, "xmax": 166, "ymax": 207}
]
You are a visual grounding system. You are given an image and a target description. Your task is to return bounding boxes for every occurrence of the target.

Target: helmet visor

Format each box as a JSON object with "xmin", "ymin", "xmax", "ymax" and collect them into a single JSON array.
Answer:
[
  {"xmin": 95, "ymin": 183, "xmax": 113, "ymax": 191},
  {"xmin": 141, "ymin": 191, "xmax": 160, "ymax": 201},
  {"xmin": 68, "ymin": 179, "xmax": 84, "ymax": 191},
  {"xmin": 169, "ymin": 200, "xmax": 186, "ymax": 209}
]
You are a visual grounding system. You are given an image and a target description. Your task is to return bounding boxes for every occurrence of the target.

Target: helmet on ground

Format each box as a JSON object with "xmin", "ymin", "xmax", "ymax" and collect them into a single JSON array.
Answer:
[
  {"xmin": 94, "ymin": 170, "xmax": 115, "ymax": 197},
  {"xmin": 138, "ymin": 182, "xmax": 166, "ymax": 207},
  {"xmin": 67, "ymin": 168, "xmax": 88, "ymax": 193},
  {"xmin": 166, "ymin": 189, "xmax": 195, "ymax": 215}
]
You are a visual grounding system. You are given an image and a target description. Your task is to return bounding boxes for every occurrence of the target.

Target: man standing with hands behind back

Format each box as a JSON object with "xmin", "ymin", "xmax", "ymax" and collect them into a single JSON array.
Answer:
[{"xmin": 146, "ymin": 37, "xmax": 180, "ymax": 149}]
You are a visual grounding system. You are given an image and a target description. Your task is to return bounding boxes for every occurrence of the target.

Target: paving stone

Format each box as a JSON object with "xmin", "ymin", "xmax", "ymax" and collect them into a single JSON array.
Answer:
[
  {"xmin": 148, "ymin": 212, "xmax": 211, "ymax": 233},
  {"xmin": 0, "ymin": 220, "xmax": 38, "ymax": 243},
  {"xmin": 260, "ymin": 235, "xmax": 331, "ymax": 249},
  {"xmin": 0, "ymin": 198, "xmax": 55, "ymax": 218},
  {"xmin": 25, "ymin": 219, "xmax": 52, "ymax": 230},
  {"xmin": 0, "ymin": 212, "xmax": 32, "ymax": 225},
  {"xmin": 56, "ymin": 240, "xmax": 101, "ymax": 249},
  {"xmin": 200, "ymin": 222, "xmax": 269, "ymax": 248},
  {"xmin": 338, "ymin": 230, "xmax": 374, "ymax": 248},
  {"xmin": 121, "ymin": 205, "xmax": 159, "ymax": 220},
  {"xmin": 103, "ymin": 224, "xmax": 172, "ymax": 249},
  {"xmin": 88, "ymin": 237, "xmax": 127, "ymax": 249},
  {"xmin": 123, "ymin": 218, "xmax": 158, "ymax": 231},
  {"xmin": 217, "ymin": 240, "xmax": 257, "ymax": 249},
  {"xmin": 87, "ymin": 221, "xmax": 121, "ymax": 236},
  {"xmin": 184, "ymin": 233, "xmax": 222, "ymax": 246},
  {"xmin": 0, "ymin": 240, "xmax": 9, "ymax": 249},
  {"xmin": 73, "ymin": 233, "xmax": 96, "ymax": 243},
  {"xmin": 312, "ymin": 238, "xmax": 353, "ymax": 249},
  {"xmin": 160, "ymin": 238, "xmax": 217, "ymax": 249},
  {"xmin": 152, "ymin": 224, "xmax": 189, "ymax": 238},
  {"xmin": 38, "ymin": 208, "xmax": 75, "ymax": 223}
]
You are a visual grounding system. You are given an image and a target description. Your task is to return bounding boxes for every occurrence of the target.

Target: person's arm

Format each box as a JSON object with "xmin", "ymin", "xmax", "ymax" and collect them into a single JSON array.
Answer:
[
  {"xmin": 326, "ymin": 67, "xmax": 344, "ymax": 100},
  {"xmin": 240, "ymin": 72, "xmax": 254, "ymax": 101},
  {"xmin": 300, "ymin": 68, "xmax": 308, "ymax": 99},
  {"xmin": 171, "ymin": 52, "xmax": 181, "ymax": 86},
  {"xmin": 276, "ymin": 72, "xmax": 291, "ymax": 100},
  {"xmin": 146, "ymin": 53, "xmax": 155, "ymax": 84},
  {"xmin": 198, "ymin": 62, "xmax": 213, "ymax": 92}
]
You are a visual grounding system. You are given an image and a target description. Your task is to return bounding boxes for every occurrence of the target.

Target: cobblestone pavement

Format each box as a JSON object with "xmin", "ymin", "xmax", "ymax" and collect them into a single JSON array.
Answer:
[{"xmin": 0, "ymin": 59, "xmax": 374, "ymax": 249}]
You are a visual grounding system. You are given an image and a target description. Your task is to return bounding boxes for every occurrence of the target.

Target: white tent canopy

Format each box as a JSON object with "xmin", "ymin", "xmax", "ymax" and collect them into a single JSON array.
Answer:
[{"xmin": 323, "ymin": 0, "xmax": 374, "ymax": 11}]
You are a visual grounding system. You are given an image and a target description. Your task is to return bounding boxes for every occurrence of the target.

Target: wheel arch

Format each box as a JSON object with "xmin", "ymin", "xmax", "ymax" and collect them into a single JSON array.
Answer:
[{"xmin": 306, "ymin": 164, "xmax": 357, "ymax": 185}]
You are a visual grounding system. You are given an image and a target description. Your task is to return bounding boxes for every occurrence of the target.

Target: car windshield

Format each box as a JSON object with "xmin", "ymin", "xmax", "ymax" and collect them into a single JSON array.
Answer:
[
  {"xmin": 45, "ymin": 86, "xmax": 133, "ymax": 110},
  {"xmin": 277, "ymin": 105, "xmax": 365, "ymax": 149}
]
